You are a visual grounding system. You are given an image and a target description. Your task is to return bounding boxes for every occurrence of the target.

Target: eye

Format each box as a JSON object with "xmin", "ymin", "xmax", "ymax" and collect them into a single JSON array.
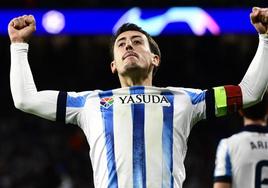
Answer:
[
  {"xmin": 133, "ymin": 40, "xmax": 142, "ymax": 45},
  {"xmin": 118, "ymin": 42, "xmax": 125, "ymax": 47}
]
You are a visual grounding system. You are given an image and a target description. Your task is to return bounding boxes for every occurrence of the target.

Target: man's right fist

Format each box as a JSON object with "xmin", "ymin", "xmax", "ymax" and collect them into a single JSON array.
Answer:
[{"xmin": 8, "ymin": 15, "xmax": 36, "ymax": 43}]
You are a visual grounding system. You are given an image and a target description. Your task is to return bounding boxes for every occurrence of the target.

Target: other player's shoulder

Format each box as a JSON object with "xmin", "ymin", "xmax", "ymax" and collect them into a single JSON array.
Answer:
[{"xmin": 228, "ymin": 125, "xmax": 268, "ymax": 140}]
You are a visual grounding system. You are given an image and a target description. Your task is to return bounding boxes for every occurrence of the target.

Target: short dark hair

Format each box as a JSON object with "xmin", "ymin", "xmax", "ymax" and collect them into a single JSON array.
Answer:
[
  {"xmin": 242, "ymin": 93, "xmax": 268, "ymax": 120},
  {"xmin": 110, "ymin": 23, "xmax": 161, "ymax": 76}
]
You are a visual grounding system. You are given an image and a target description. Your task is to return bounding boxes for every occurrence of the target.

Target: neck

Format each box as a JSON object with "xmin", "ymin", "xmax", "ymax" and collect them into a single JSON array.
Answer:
[
  {"xmin": 244, "ymin": 118, "xmax": 266, "ymax": 127},
  {"xmin": 118, "ymin": 74, "xmax": 153, "ymax": 87}
]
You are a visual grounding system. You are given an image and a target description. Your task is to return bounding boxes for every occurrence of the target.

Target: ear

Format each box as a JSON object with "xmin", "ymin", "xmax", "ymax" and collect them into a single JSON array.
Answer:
[
  {"xmin": 151, "ymin": 54, "xmax": 160, "ymax": 67},
  {"xmin": 110, "ymin": 60, "xmax": 117, "ymax": 74}
]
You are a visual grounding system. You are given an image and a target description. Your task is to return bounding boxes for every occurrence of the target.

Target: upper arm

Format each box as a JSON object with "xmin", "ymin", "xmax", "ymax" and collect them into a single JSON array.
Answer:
[
  {"xmin": 205, "ymin": 85, "xmax": 242, "ymax": 119},
  {"xmin": 184, "ymin": 85, "xmax": 243, "ymax": 123},
  {"xmin": 10, "ymin": 43, "xmax": 90, "ymax": 124},
  {"xmin": 56, "ymin": 91, "xmax": 92, "ymax": 125},
  {"xmin": 15, "ymin": 90, "xmax": 91, "ymax": 126},
  {"xmin": 14, "ymin": 90, "xmax": 59, "ymax": 121}
]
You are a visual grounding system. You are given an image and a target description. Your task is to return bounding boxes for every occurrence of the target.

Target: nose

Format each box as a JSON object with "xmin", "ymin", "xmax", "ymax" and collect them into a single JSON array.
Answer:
[{"xmin": 125, "ymin": 41, "xmax": 133, "ymax": 51}]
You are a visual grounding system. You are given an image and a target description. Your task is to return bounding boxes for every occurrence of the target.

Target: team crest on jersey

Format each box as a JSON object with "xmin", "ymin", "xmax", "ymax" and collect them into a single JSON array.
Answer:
[{"xmin": 100, "ymin": 97, "xmax": 114, "ymax": 109}]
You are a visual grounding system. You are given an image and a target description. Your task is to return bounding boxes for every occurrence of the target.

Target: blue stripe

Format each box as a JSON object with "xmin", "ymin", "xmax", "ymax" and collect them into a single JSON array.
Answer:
[
  {"xmin": 225, "ymin": 150, "xmax": 232, "ymax": 176},
  {"xmin": 130, "ymin": 86, "xmax": 146, "ymax": 188},
  {"xmin": 99, "ymin": 90, "xmax": 118, "ymax": 188},
  {"xmin": 162, "ymin": 92, "xmax": 174, "ymax": 188},
  {"xmin": 67, "ymin": 93, "xmax": 90, "ymax": 107},
  {"xmin": 184, "ymin": 90, "xmax": 206, "ymax": 105}
]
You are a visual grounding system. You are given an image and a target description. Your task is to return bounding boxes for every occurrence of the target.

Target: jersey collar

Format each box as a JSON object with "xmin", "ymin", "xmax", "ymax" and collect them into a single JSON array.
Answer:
[{"xmin": 242, "ymin": 124, "xmax": 268, "ymax": 133}]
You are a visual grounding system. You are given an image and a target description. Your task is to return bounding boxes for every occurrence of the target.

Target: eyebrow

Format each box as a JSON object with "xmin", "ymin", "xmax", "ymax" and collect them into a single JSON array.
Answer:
[{"xmin": 116, "ymin": 35, "xmax": 143, "ymax": 44}]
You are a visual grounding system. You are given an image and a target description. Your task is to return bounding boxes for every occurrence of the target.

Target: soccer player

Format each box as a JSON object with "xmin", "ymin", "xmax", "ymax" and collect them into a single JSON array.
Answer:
[
  {"xmin": 213, "ymin": 92, "xmax": 268, "ymax": 188},
  {"xmin": 8, "ymin": 7, "xmax": 268, "ymax": 188}
]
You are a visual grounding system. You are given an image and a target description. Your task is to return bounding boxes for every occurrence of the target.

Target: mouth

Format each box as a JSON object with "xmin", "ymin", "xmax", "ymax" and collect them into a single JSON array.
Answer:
[{"xmin": 122, "ymin": 52, "xmax": 138, "ymax": 60}]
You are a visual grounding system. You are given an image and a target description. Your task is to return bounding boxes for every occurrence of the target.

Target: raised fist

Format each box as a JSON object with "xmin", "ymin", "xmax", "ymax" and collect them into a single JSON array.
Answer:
[
  {"xmin": 250, "ymin": 7, "xmax": 268, "ymax": 34},
  {"xmin": 8, "ymin": 15, "xmax": 36, "ymax": 43}
]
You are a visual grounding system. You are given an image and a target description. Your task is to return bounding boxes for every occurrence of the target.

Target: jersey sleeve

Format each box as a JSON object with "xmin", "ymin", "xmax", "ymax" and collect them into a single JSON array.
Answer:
[
  {"xmin": 205, "ymin": 35, "xmax": 268, "ymax": 119},
  {"xmin": 10, "ymin": 43, "xmax": 91, "ymax": 125},
  {"xmin": 181, "ymin": 88, "xmax": 207, "ymax": 125},
  {"xmin": 183, "ymin": 85, "xmax": 242, "ymax": 123},
  {"xmin": 239, "ymin": 34, "xmax": 268, "ymax": 108},
  {"xmin": 56, "ymin": 91, "xmax": 92, "ymax": 125},
  {"xmin": 10, "ymin": 43, "xmax": 59, "ymax": 121},
  {"xmin": 214, "ymin": 139, "xmax": 232, "ymax": 183}
]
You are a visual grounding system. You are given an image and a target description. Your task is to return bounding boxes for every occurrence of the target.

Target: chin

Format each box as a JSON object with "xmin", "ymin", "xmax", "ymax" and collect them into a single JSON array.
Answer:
[
  {"xmin": 122, "ymin": 66, "xmax": 146, "ymax": 76},
  {"xmin": 124, "ymin": 62, "xmax": 140, "ymax": 69}
]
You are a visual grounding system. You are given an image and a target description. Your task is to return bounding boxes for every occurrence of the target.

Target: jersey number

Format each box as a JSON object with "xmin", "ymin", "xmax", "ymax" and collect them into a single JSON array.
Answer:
[{"xmin": 255, "ymin": 160, "xmax": 268, "ymax": 188}]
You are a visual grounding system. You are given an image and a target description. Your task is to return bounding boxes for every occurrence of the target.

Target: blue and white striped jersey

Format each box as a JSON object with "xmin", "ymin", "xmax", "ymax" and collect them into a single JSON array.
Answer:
[
  {"xmin": 214, "ymin": 125, "xmax": 268, "ymax": 188},
  {"xmin": 10, "ymin": 34, "xmax": 268, "ymax": 188},
  {"xmin": 57, "ymin": 86, "xmax": 208, "ymax": 188}
]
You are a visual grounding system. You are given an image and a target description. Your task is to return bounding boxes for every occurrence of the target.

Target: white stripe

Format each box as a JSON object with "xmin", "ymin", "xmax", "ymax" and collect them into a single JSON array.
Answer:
[
  {"xmin": 84, "ymin": 97, "xmax": 109, "ymax": 188},
  {"xmin": 113, "ymin": 89, "xmax": 133, "ymax": 187},
  {"xmin": 172, "ymin": 94, "xmax": 189, "ymax": 187},
  {"xmin": 144, "ymin": 88, "xmax": 163, "ymax": 188}
]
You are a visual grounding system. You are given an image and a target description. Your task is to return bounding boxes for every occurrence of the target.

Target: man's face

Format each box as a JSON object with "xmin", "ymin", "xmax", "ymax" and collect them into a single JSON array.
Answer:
[{"xmin": 111, "ymin": 30, "xmax": 159, "ymax": 76}]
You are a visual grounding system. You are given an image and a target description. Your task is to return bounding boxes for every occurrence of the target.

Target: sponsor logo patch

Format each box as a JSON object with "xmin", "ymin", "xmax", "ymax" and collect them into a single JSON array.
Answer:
[
  {"xmin": 100, "ymin": 94, "xmax": 170, "ymax": 109},
  {"xmin": 100, "ymin": 97, "xmax": 114, "ymax": 109},
  {"xmin": 118, "ymin": 94, "xmax": 170, "ymax": 106}
]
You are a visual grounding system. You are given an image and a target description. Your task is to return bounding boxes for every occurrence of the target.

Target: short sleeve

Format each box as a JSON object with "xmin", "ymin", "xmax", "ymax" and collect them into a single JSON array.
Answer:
[{"xmin": 214, "ymin": 139, "xmax": 232, "ymax": 183}]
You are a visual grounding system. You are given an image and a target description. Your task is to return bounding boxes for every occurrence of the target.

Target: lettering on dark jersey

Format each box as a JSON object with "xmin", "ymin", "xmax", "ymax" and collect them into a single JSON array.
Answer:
[
  {"xmin": 250, "ymin": 141, "xmax": 268, "ymax": 150},
  {"xmin": 118, "ymin": 94, "xmax": 170, "ymax": 106}
]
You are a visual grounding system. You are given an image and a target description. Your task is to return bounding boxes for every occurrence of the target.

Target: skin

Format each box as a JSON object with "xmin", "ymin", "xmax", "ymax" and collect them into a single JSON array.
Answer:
[
  {"xmin": 8, "ymin": 15, "xmax": 36, "ymax": 43},
  {"xmin": 250, "ymin": 7, "xmax": 268, "ymax": 35},
  {"xmin": 111, "ymin": 30, "xmax": 160, "ymax": 87},
  {"xmin": 214, "ymin": 182, "xmax": 231, "ymax": 188}
]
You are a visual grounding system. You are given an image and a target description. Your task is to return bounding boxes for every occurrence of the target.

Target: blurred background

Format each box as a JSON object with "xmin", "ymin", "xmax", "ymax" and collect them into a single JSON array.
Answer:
[{"xmin": 0, "ymin": 1, "xmax": 267, "ymax": 188}]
